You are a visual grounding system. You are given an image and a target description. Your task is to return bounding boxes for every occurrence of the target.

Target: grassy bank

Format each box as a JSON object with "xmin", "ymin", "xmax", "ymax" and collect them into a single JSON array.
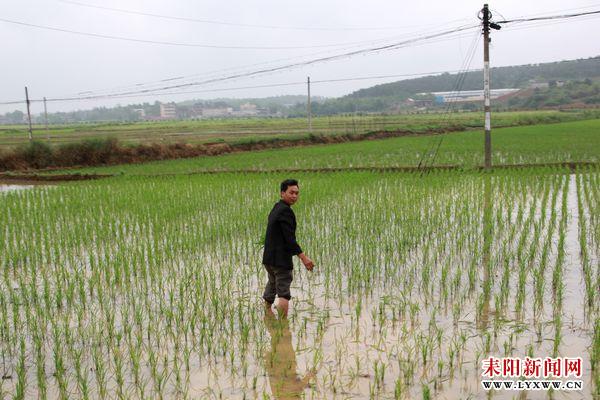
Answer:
[
  {"xmin": 1, "ymin": 109, "xmax": 597, "ymax": 149},
  {"xmin": 29, "ymin": 119, "xmax": 600, "ymax": 176}
]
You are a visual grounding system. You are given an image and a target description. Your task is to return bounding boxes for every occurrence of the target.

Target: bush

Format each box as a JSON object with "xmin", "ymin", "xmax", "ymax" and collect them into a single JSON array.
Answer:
[
  {"xmin": 18, "ymin": 141, "xmax": 53, "ymax": 169},
  {"xmin": 54, "ymin": 137, "xmax": 120, "ymax": 166}
]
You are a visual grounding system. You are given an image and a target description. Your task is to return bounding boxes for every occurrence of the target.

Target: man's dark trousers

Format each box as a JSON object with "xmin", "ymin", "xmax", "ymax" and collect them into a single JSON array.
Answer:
[{"xmin": 262, "ymin": 200, "xmax": 302, "ymax": 303}]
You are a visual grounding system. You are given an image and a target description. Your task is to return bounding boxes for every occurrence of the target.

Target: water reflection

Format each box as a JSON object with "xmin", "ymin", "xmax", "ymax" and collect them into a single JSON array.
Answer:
[
  {"xmin": 478, "ymin": 175, "xmax": 492, "ymax": 331},
  {"xmin": 264, "ymin": 311, "xmax": 315, "ymax": 399},
  {"xmin": 0, "ymin": 184, "xmax": 34, "ymax": 193}
]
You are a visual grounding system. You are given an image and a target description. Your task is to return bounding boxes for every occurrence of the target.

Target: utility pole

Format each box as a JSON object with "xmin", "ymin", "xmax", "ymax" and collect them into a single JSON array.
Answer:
[
  {"xmin": 25, "ymin": 86, "xmax": 33, "ymax": 141},
  {"xmin": 43, "ymin": 97, "xmax": 49, "ymax": 134},
  {"xmin": 481, "ymin": 4, "xmax": 501, "ymax": 169},
  {"xmin": 482, "ymin": 5, "xmax": 491, "ymax": 169},
  {"xmin": 307, "ymin": 76, "xmax": 312, "ymax": 132}
]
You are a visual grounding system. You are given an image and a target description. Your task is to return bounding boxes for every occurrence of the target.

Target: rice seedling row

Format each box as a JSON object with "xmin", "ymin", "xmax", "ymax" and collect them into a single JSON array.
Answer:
[{"xmin": 0, "ymin": 167, "xmax": 598, "ymax": 398}]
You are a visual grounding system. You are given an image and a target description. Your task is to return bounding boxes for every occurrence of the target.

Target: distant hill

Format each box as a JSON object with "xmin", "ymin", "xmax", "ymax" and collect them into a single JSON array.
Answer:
[
  {"xmin": 2, "ymin": 57, "xmax": 598, "ymax": 124},
  {"xmin": 347, "ymin": 56, "xmax": 600, "ymax": 98}
]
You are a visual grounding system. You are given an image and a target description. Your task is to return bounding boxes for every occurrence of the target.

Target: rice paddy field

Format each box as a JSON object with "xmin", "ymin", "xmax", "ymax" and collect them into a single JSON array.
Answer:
[
  {"xmin": 42, "ymin": 119, "xmax": 600, "ymax": 176},
  {"xmin": 1, "ymin": 110, "xmax": 597, "ymax": 149},
  {"xmin": 1, "ymin": 166, "xmax": 599, "ymax": 399}
]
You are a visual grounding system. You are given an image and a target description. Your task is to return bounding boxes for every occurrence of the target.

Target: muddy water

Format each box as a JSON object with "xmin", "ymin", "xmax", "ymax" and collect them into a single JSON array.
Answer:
[
  {"xmin": 276, "ymin": 173, "xmax": 596, "ymax": 400},
  {"xmin": 1, "ymin": 172, "xmax": 597, "ymax": 399},
  {"xmin": 159, "ymin": 173, "xmax": 592, "ymax": 400}
]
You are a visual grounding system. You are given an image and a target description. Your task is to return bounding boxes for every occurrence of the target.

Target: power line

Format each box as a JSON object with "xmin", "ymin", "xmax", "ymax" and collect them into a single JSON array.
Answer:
[
  {"xmin": 496, "ymin": 9, "xmax": 600, "ymax": 24},
  {"xmin": 75, "ymin": 11, "xmax": 597, "ymax": 101},
  {"xmin": 417, "ymin": 29, "xmax": 481, "ymax": 170},
  {"xmin": 47, "ymin": 25, "xmax": 480, "ymax": 101},
  {"xmin": 65, "ymin": 22, "xmax": 479, "ymax": 98},
  {"xmin": 3, "ymin": 8, "xmax": 597, "ymax": 107},
  {"xmin": 0, "ymin": 17, "xmax": 398, "ymax": 50},
  {"xmin": 58, "ymin": 0, "xmax": 464, "ymax": 32},
  {"xmin": 79, "ymin": 30, "xmax": 480, "ymax": 99},
  {"xmin": 494, "ymin": 13, "xmax": 600, "ymax": 34},
  {"xmin": 0, "ymin": 67, "xmax": 487, "ymax": 106},
  {"xmin": 40, "ymin": 70, "xmax": 480, "ymax": 103}
]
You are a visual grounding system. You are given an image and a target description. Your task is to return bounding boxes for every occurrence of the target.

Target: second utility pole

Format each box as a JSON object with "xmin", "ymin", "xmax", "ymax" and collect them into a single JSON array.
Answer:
[
  {"xmin": 44, "ymin": 97, "xmax": 49, "ymax": 135},
  {"xmin": 307, "ymin": 76, "xmax": 312, "ymax": 132},
  {"xmin": 25, "ymin": 86, "xmax": 33, "ymax": 141}
]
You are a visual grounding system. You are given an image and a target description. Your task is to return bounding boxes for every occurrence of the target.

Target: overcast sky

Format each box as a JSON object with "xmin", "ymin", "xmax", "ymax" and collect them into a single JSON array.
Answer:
[{"xmin": 1, "ymin": 0, "xmax": 599, "ymax": 115}]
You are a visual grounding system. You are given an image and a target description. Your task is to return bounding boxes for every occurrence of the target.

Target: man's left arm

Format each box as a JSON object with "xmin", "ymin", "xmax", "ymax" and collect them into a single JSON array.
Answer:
[
  {"xmin": 279, "ymin": 208, "xmax": 314, "ymax": 271},
  {"xmin": 278, "ymin": 208, "xmax": 302, "ymax": 255}
]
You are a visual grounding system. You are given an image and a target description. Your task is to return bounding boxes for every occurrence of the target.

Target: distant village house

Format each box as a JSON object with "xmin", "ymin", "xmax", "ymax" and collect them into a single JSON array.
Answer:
[{"xmin": 159, "ymin": 103, "xmax": 177, "ymax": 119}]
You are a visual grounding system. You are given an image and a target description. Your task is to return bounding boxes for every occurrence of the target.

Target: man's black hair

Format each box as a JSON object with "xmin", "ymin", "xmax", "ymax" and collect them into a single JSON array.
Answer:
[{"xmin": 280, "ymin": 179, "xmax": 299, "ymax": 193}]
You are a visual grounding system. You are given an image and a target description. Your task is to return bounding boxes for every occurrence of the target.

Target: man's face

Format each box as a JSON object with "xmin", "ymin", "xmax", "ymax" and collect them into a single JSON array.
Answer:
[{"xmin": 281, "ymin": 185, "xmax": 299, "ymax": 205}]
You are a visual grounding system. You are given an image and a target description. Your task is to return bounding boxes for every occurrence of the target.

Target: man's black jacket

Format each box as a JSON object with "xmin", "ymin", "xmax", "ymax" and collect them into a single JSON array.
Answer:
[{"xmin": 262, "ymin": 200, "xmax": 302, "ymax": 270}]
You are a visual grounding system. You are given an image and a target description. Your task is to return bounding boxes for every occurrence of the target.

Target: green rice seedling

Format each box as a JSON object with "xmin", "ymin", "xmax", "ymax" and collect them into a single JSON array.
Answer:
[
  {"xmin": 14, "ymin": 338, "xmax": 25, "ymax": 400},
  {"xmin": 73, "ymin": 347, "xmax": 89, "ymax": 400},
  {"xmin": 422, "ymin": 383, "xmax": 431, "ymax": 400},
  {"xmin": 394, "ymin": 377, "xmax": 403, "ymax": 399},
  {"xmin": 33, "ymin": 332, "xmax": 47, "ymax": 400},
  {"xmin": 592, "ymin": 319, "xmax": 600, "ymax": 396},
  {"xmin": 92, "ymin": 344, "xmax": 107, "ymax": 399},
  {"xmin": 373, "ymin": 360, "xmax": 386, "ymax": 389},
  {"xmin": 552, "ymin": 313, "xmax": 562, "ymax": 358}
]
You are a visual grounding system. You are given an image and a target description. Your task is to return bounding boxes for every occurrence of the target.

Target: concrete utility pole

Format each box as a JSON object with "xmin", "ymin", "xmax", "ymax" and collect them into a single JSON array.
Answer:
[
  {"xmin": 25, "ymin": 86, "xmax": 33, "ymax": 141},
  {"xmin": 307, "ymin": 76, "xmax": 312, "ymax": 132},
  {"xmin": 482, "ymin": 5, "xmax": 491, "ymax": 169},
  {"xmin": 43, "ymin": 97, "xmax": 49, "ymax": 134},
  {"xmin": 481, "ymin": 4, "xmax": 501, "ymax": 169}
]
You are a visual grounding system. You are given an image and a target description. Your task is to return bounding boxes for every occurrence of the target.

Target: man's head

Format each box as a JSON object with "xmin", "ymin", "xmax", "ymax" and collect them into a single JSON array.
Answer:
[{"xmin": 280, "ymin": 179, "xmax": 299, "ymax": 205}]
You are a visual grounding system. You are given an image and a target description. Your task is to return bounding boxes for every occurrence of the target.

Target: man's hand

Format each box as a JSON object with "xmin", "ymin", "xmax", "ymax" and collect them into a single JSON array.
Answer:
[{"xmin": 298, "ymin": 253, "xmax": 315, "ymax": 271}]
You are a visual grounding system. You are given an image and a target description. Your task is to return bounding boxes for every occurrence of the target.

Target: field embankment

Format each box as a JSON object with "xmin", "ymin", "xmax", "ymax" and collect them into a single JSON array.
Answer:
[
  {"xmin": 1, "ymin": 110, "xmax": 599, "ymax": 173},
  {"xmin": 11, "ymin": 118, "xmax": 594, "ymax": 178}
]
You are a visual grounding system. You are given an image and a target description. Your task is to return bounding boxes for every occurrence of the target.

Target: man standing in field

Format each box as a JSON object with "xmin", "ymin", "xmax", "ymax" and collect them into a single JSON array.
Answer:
[{"xmin": 262, "ymin": 179, "xmax": 314, "ymax": 317}]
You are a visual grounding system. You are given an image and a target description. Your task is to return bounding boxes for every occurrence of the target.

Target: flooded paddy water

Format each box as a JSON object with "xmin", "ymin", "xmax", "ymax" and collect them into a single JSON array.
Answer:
[
  {"xmin": 0, "ymin": 168, "xmax": 598, "ymax": 399},
  {"xmin": 0, "ymin": 184, "xmax": 35, "ymax": 193}
]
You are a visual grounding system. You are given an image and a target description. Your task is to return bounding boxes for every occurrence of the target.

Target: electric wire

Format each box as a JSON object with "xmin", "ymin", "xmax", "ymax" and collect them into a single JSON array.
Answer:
[
  {"xmin": 0, "ymin": 17, "xmax": 421, "ymax": 50},
  {"xmin": 41, "ymin": 70, "xmax": 483, "ymax": 103},
  {"xmin": 1, "ymin": 8, "xmax": 597, "ymax": 109},
  {"xmin": 428, "ymin": 33, "xmax": 481, "ymax": 168},
  {"xmin": 18, "ymin": 23, "xmax": 478, "ymax": 103},
  {"xmin": 0, "ymin": 68, "xmax": 482, "ymax": 106},
  {"xmin": 64, "ymin": 21, "xmax": 479, "ymax": 98},
  {"xmin": 496, "ymin": 9, "xmax": 600, "ymax": 24},
  {"xmin": 416, "ymin": 29, "xmax": 481, "ymax": 170},
  {"xmin": 494, "ymin": 13, "xmax": 600, "ymax": 35},
  {"xmin": 81, "ymin": 12, "xmax": 596, "ymax": 101},
  {"xmin": 110, "ymin": 28, "xmax": 481, "ymax": 98},
  {"xmin": 417, "ymin": 32, "xmax": 479, "ymax": 168},
  {"xmin": 57, "ymin": 0, "xmax": 469, "ymax": 32},
  {"xmin": 415, "ymin": 7, "xmax": 600, "ymax": 170}
]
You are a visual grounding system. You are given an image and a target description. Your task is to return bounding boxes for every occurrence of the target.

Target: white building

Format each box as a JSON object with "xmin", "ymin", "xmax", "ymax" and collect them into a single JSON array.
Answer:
[
  {"xmin": 159, "ymin": 103, "xmax": 177, "ymax": 119},
  {"xmin": 201, "ymin": 107, "xmax": 233, "ymax": 118},
  {"xmin": 419, "ymin": 88, "xmax": 520, "ymax": 104}
]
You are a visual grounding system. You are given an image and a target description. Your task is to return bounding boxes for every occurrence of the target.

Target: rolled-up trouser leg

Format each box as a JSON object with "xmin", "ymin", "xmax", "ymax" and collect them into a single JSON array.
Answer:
[{"xmin": 262, "ymin": 264, "xmax": 293, "ymax": 302}]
